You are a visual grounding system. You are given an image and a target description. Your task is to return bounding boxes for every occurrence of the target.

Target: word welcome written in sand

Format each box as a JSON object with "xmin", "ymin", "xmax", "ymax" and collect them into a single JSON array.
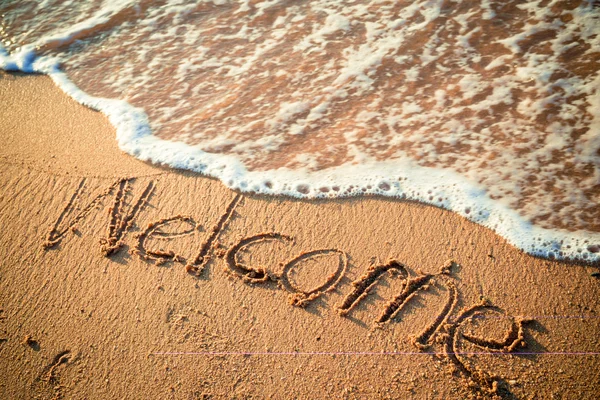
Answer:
[{"xmin": 43, "ymin": 178, "xmax": 534, "ymax": 397}]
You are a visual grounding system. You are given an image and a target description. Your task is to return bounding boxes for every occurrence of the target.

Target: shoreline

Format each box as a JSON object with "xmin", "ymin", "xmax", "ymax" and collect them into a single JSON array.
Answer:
[
  {"xmin": 1, "ymin": 72, "xmax": 600, "ymax": 398},
  {"xmin": 0, "ymin": 58, "xmax": 598, "ymax": 263}
]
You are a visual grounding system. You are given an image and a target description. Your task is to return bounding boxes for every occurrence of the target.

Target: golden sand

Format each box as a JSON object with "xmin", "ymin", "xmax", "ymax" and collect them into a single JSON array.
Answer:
[{"xmin": 0, "ymin": 72, "xmax": 599, "ymax": 399}]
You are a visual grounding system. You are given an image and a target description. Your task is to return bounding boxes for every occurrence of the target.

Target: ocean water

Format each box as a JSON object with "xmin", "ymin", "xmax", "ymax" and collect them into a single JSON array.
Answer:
[{"xmin": 1, "ymin": 0, "xmax": 599, "ymax": 262}]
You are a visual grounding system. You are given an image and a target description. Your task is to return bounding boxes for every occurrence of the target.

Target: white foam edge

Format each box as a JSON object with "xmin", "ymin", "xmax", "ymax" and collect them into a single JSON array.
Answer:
[{"xmin": 2, "ymin": 45, "xmax": 598, "ymax": 263}]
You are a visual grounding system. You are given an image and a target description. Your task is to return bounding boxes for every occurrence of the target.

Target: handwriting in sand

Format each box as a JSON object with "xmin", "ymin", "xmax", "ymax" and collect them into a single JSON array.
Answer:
[{"xmin": 43, "ymin": 177, "xmax": 534, "ymax": 397}]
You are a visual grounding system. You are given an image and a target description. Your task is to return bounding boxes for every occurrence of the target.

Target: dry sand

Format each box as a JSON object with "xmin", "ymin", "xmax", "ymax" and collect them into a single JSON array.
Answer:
[{"xmin": 0, "ymin": 71, "xmax": 599, "ymax": 399}]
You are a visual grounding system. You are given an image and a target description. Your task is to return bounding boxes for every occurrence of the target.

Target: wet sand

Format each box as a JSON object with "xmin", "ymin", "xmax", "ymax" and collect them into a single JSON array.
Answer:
[{"xmin": 0, "ymin": 71, "xmax": 599, "ymax": 399}]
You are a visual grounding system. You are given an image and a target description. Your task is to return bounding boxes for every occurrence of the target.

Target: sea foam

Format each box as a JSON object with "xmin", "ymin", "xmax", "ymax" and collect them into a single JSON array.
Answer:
[{"xmin": 1, "ymin": 0, "xmax": 599, "ymax": 262}]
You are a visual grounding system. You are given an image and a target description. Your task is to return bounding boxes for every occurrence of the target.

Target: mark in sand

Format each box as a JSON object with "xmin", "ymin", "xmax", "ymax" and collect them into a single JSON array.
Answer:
[
  {"xmin": 226, "ymin": 233, "xmax": 348, "ymax": 307},
  {"xmin": 337, "ymin": 260, "xmax": 409, "ymax": 319},
  {"xmin": 185, "ymin": 193, "xmax": 243, "ymax": 276},
  {"xmin": 339, "ymin": 259, "xmax": 532, "ymax": 397},
  {"xmin": 32, "ymin": 350, "xmax": 72, "ymax": 398},
  {"xmin": 44, "ymin": 177, "xmax": 154, "ymax": 256},
  {"xmin": 44, "ymin": 350, "xmax": 71, "ymax": 383},
  {"xmin": 445, "ymin": 301, "xmax": 534, "ymax": 396},
  {"xmin": 280, "ymin": 249, "xmax": 348, "ymax": 308},
  {"xmin": 338, "ymin": 260, "xmax": 456, "ymax": 328},
  {"xmin": 225, "ymin": 232, "xmax": 294, "ymax": 283},
  {"xmin": 135, "ymin": 215, "xmax": 199, "ymax": 265},
  {"xmin": 99, "ymin": 178, "xmax": 154, "ymax": 256},
  {"xmin": 43, "ymin": 180, "xmax": 542, "ymax": 396},
  {"xmin": 44, "ymin": 178, "xmax": 118, "ymax": 249}
]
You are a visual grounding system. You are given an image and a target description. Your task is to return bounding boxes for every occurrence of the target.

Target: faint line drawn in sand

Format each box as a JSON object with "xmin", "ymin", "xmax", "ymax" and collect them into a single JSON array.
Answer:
[{"xmin": 0, "ymin": 309, "xmax": 6, "ymax": 345}]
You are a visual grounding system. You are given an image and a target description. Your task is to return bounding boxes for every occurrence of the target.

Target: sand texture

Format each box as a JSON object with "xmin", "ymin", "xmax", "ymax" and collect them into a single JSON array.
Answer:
[{"xmin": 1, "ymin": 72, "xmax": 599, "ymax": 399}]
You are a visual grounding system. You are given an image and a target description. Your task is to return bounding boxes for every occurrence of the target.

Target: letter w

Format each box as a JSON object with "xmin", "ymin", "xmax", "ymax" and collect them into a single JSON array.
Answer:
[{"xmin": 44, "ymin": 178, "xmax": 154, "ymax": 255}]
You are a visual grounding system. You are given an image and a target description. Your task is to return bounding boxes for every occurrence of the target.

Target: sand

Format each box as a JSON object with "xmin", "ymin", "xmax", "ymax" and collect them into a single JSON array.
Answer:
[{"xmin": 0, "ymin": 71, "xmax": 599, "ymax": 399}]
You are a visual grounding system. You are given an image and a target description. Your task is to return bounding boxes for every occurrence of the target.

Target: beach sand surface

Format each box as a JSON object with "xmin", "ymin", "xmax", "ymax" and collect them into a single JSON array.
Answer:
[{"xmin": 1, "ymin": 72, "xmax": 599, "ymax": 399}]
